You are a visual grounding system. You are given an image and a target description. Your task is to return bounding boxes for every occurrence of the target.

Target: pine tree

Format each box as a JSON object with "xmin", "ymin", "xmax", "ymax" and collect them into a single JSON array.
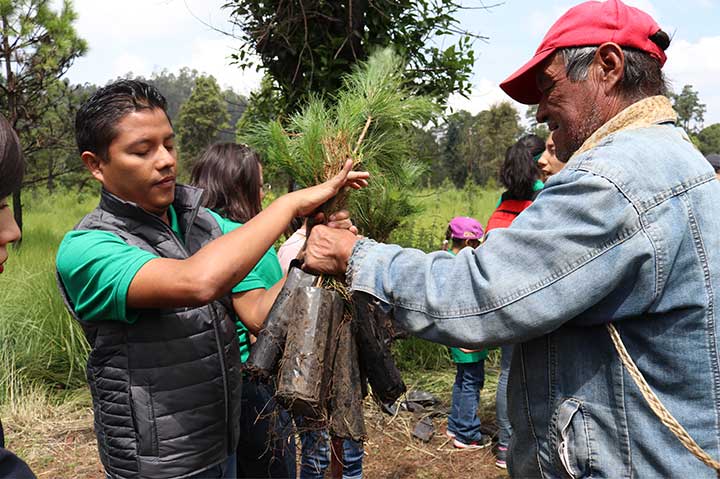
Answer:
[
  {"xmin": 176, "ymin": 75, "xmax": 230, "ymax": 171},
  {"xmin": 241, "ymin": 48, "xmax": 437, "ymax": 241},
  {"xmin": 0, "ymin": 0, "xmax": 87, "ymax": 233}
]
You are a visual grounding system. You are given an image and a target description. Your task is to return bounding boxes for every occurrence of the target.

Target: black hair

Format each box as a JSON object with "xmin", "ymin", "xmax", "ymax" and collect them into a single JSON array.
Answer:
[
  {"xmin": 190, "ymin": 143, "xmax": 263, "ymax": 223},
  {"xmin": 0, "ymin": 113, "xmax": 24, "ymax": 199},
  {"xmin": 499, "ymin": 134, "xmax": 544, "ymax": 200},
  {"xmin": 75, "ymin": 79, "xmax": 169, "ymax": 160}
]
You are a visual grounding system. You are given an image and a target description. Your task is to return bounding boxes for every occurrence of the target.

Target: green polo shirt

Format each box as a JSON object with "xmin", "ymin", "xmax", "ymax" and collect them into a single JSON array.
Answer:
[
  {"xmin": 207, "ymin": 211, "xmax": 284, "ymax": 363},
  {"xmin": 446, "ymin": 250, "xmax": 488, "ymax": 364},
  {"xmin": 56, "ymin": 206, "xmax": 282, "ymax": 363}
]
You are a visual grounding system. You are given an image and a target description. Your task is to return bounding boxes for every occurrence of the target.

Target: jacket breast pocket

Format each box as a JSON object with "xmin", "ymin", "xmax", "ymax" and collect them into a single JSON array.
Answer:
[
  {"xmin": 130, "ymin": 385, "xmax": 159, "ymax": 457},
  {"xmin": 554, "ymin": 398, "xmax": 592, "ymax": 479}
]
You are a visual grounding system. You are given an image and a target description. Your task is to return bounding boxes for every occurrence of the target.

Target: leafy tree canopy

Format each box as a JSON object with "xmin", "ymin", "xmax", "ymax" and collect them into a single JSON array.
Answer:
[
  {"xmin": 437, "ymin": 102, "xmax": 522, "ymax": 187},
  {"xmin": 672, "ymin": 84, "xmax": 706, "ymax": 134},
  {"xmin": 0, "ymin": 0, "xmax": 87, "ymax": 231},
  {"xmin": 176, "ymin": 75, "xmax": 231, "ymax": 171},
  {"xmin": 225, "ymin": 0, "xmax": 486, "ymax": 120},
  {"xmin": 698, "ymin": 123, "xmax": 720, "ymax": 156}
]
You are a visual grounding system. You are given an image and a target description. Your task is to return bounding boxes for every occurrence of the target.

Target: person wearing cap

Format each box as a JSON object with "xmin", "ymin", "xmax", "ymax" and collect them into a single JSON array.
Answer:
[
  {"xmin": 441, "ymin": 217, "xmax": 492, "ymax": 450},
  {"xmin": 303, "ymin": 0, "xmax": 720, "ymax": 476},
  {"xmin": 706, "ymin": 153, "xmax": 720, "ymax": 180}
]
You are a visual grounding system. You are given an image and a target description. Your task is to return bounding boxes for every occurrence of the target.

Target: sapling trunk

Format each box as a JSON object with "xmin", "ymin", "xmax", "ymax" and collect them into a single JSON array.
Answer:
[
  {"xmin": 245, "ymin": 266, "xmax": 318, "ymax": 379},
  {"xmin": 353, "ymin": 292, "xmax": 406, "ymax": 404},
  {"xmin": 276, "ymin": 285, "xmax": 345, "ymax": 419},
  {"xmin": 328, "ymin": 315, "xmax": 366, "ymax": 442}
]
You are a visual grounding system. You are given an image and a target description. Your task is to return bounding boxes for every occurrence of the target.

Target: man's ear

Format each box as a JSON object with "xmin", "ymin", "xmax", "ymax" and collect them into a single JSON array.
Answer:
[
  {"xmin": 594, "ymin": 42, "xmax": 625, "ymax": 95},
  {"xmin": 81, "ymin": 151, "xmax": 105, "ymax": 183}
]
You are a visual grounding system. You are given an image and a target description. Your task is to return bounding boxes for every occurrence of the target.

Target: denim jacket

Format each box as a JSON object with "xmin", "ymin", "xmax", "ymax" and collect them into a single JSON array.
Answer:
[{"xmin": 348, "ymin": 118, "xmax": 720, "ymax": 477}]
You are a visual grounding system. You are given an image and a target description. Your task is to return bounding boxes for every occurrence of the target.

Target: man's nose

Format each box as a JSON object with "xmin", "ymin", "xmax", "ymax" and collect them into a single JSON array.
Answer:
[{"xmin": 156, "ymin": 145, "xmax": 176, "ymax": 170}]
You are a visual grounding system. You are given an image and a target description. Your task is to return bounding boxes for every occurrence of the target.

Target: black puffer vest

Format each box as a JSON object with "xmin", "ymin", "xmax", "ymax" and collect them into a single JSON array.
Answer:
[{"xmin": 56, "ymin": 186, "xmax": 242, "ymax": 479}]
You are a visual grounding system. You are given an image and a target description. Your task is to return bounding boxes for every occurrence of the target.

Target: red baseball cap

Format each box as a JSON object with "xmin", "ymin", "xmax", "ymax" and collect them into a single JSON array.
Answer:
[{"xmin": 500, "ymin": 0, "xmax": 667, "ymax": 105}]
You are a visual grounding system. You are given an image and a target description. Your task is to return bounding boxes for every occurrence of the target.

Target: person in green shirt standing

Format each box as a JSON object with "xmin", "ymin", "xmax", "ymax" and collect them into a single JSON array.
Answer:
[
  {"xmin": 190, "ymin": 142, "xmax": 295, "ymax": 478},
  {"xmin": 55, "ymin": 80, "xmax": 368, "ymax": 479},
  {"xmin": 442, "ymin": 217, "xmax": 492, "ymax": 450}
]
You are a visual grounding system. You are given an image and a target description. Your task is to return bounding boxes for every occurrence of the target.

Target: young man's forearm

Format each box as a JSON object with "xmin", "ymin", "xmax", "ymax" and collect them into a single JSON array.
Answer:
[{"xmin": 127, "ymin": 195, "xmax": 297, "ymax": 309}]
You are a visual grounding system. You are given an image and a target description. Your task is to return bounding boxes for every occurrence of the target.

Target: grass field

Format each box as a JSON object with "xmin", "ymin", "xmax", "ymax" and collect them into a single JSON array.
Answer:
[
  {"xmin": 0, "ymin": 190, "xmax": 98, "ymax": 404},
  {"xmin": 0, "ymin": 182, "xmax": 502, "ymax": 402},
  {"xmin": 0, "ymin": 184, "xmax": 505, "ymax": 477}
]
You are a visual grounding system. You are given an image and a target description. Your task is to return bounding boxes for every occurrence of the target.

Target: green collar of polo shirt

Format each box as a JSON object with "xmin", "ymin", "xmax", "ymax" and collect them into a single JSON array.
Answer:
[{"xmin": 166, "ymin": 205, "xmax": 184, "ymax": 243}]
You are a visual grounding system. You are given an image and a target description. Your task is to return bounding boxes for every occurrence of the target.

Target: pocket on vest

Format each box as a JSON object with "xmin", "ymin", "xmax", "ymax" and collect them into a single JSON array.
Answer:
[
  {"xmin": 554, "ymin": 398, "xmax": 592, "ymax": 478},
  {"xmin": 130, "ymin": 385, "xmax": 159, "ymax": 457}
]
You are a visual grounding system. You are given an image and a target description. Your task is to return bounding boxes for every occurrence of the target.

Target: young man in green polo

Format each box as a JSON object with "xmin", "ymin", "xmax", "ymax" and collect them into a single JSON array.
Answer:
[{"xmin": 56, "ymin": 79, "xmax": 367, "ymax": 479}]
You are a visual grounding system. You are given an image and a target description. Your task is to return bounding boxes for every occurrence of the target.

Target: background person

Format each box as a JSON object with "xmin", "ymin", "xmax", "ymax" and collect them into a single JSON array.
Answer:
[
  {"xmin": 190, "ymin": 142, "xmax": 295, "ymax": 479},
  {"xmin": 55, "ymin": 80, "xmax": 367, "ymax": 479},
  {"xmin": 536, "ymin": 132, "xmax": 565, "ymax": 180},
  {"xmin": 442, "ymin": 217, "xmax": 491, "ymax": 450},
  {"xmin": 0, "ymin": 114, "xmax": 36, "ymax": 479},
  {"xmin": 706, "ymin": 153, "xmax": 720, "ymax": 180},
  {"xmin": 484, "ymin": 135, "xmax": 544, "ymax": 469},
  {"xmin": 303, "ymin": 1, "xmax": 720, "ymax": 476}
]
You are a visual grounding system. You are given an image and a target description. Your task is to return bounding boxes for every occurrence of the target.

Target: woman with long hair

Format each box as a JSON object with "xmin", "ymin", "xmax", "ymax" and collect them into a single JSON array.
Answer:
[
  {"xmin": 191, "ymin": 142, "xmax": 295, "ymax": 478},
  {"xmin": 191, "ymin": 143, "xmax": 358, "ymax": 478},
  {"xmin": 486, "ymin": 134, "xmax": 544, "ymax": 469}
]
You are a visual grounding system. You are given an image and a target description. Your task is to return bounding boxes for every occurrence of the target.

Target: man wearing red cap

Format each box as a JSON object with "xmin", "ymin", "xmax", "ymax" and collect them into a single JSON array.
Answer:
[{"xmin": 303, "ymin": 0, "xmax": 720, "ymax": 476}]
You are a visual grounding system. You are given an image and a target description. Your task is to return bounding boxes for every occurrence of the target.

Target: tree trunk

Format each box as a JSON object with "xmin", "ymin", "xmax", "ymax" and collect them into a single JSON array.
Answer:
[
  {"xmin": 47, "ymin": 158, "xmax": 56, "ymax": 193},
  {"xmin": 12, "ymin": 189, "xmax": 22, "ymax": 246}
]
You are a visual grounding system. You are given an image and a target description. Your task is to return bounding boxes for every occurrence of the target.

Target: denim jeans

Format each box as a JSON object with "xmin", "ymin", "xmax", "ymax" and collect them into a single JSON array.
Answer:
[
  {"xmin": 300, "ymin": 429, "xmax": 363, "ymax": 479},
  {"xmin": 236, "ymin": 377, "xmax": 296, "ymax": 479},
  {"xmin": 494, "ymin": 345, "xmax": 513, "ymax": 448},
  {"xmin": 447, "ymin": 360, "xmax": 485, "ymax": 444}
]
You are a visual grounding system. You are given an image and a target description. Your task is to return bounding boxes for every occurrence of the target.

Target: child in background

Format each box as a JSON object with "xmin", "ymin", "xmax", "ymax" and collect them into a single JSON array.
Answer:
[{"xmin": 443, "ymin": 217, "xmax": 492, "ymax": 450}]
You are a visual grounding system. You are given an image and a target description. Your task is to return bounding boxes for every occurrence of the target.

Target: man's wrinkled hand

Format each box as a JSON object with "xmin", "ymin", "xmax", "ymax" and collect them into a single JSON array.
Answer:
[{"xmin": 303, "ymin": 225, "xmax": 359, "ymax": 275}]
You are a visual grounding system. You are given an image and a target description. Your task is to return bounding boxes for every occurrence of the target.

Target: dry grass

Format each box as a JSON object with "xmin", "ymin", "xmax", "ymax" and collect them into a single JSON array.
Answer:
[
  {"xmin": 1, "ymin": 387, "xmax": 101, "ymax": 479},
  {"xmin": 1, "ymin": 364, "xmax": 507, "ymax": 479},
  {"xmin": 362, "ymin": 397, "xmax": 507, "ymax": 479}
]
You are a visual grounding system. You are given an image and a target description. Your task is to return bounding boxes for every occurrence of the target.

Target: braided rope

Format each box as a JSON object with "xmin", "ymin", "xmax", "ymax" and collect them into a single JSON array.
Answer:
[{"xmin": 606, "ymin": 323, "xmax": 720, "ymax": 472}]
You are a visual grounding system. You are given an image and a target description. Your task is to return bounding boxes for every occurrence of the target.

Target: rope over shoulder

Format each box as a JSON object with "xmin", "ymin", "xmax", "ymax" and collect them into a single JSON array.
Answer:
[{"xmin": 606, "ymin": 323, "xmax": 720, "ymax": 474}]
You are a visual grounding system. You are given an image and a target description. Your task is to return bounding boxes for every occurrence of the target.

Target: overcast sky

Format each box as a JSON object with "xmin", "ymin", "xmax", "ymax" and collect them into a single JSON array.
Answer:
[{"xmin": 63, "ymin": 0, "xmax": 719, "ymax": 124}]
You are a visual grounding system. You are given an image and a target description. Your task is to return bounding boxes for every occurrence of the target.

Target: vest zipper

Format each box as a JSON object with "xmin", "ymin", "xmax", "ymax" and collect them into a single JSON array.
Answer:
[
  {"xmin": 183, "ymin": 196, "xmax": 202, "ymax": 248},
  {"xmin": 209, "ymin": 303, "xmax": 232, "ymax": 456}
]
